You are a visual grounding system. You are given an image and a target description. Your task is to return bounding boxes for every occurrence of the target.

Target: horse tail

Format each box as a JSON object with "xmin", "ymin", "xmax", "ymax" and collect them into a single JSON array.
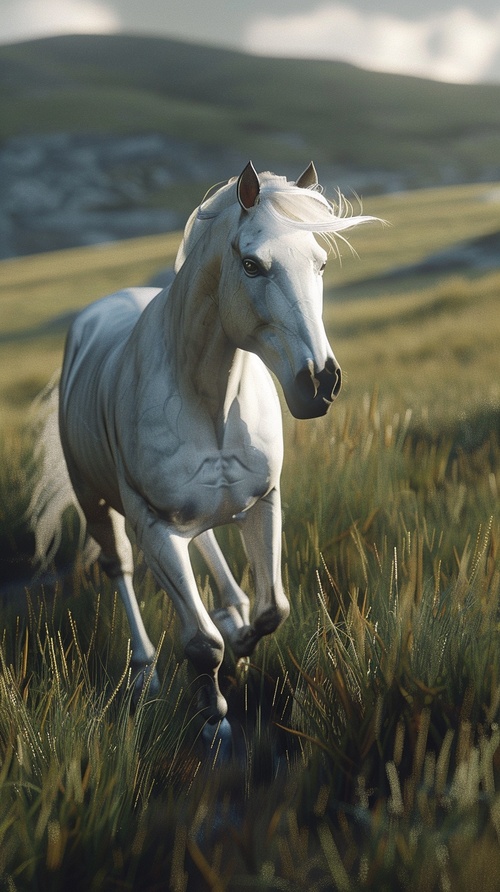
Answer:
[{"xmin": 28, "ymin": 372, "xmax": 90, "ymax": 570}]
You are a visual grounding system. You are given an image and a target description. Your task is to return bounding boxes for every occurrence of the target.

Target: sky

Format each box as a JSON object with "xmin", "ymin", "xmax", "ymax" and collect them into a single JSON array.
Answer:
[{"xmin": 1, "ymin": 0, "xmax": 500, "ymax": 84}]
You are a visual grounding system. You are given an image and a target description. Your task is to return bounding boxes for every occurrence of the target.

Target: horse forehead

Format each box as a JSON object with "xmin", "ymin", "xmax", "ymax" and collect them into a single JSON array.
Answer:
[{"xmin": 238, "ymin": 216, "xmax": 315, "ymax": 258}]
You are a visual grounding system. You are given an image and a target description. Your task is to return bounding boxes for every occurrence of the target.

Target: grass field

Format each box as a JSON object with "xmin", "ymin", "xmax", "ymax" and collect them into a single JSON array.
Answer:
[{"xmin": 0, "ymin": 181, "xmax": 499, "ymax": 889}]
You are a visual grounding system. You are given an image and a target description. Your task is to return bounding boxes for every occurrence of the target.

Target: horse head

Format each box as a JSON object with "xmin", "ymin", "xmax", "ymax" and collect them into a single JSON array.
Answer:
[{"xmin": 217, "ymin": 162, "xmax": 356, "ymax": 419}]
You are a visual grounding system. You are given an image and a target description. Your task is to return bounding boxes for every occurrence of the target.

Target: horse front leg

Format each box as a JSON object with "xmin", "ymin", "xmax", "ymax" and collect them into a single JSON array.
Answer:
[
  {"xmin": 231, "ymin": 487, "xmax": 290, "ymax": 658},
  {"xmin": 194, "ymin": 529, "xmax": 251, "ymax": 642},
  {"xmin": 122, "ymin": 489, "xmax": 227, "ymax": 721}
]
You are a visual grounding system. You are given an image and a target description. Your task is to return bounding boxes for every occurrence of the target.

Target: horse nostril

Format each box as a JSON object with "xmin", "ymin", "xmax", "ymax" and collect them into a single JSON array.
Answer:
[
  {"xmin": 295, "ymin": 361, "xmax": 318, "ymax": 401},
  {"xmin": 324, "ymin": 357, "xmax": 342, "ymax": 398},
  {"xmin": 291, "ymin": 359, "xmax": 341, "ymax": 418},
  {"xmin": 295, "ymin": 358, "xmax": 342, "ymax": 406},
  {"xmin": 332, "ymin": 366, "xmax": 341, "ymax": 397}
]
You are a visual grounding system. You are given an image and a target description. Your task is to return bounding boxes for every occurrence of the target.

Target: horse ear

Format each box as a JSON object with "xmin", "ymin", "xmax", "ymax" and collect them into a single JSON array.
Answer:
[
  {"xmin": 296, "ymin": 162, "xmax": 318, "ymax": 189},
  {"xmin": 237, "ymin": 161, "xmax": 260, "ymax": 210}
]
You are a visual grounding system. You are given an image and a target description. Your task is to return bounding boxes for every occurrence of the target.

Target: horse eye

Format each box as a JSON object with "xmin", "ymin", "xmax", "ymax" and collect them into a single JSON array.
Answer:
[
  {"xmin": 319, "ymin": 260, "xmax": 327, "ymax": 275},
  {"xmin": 242, "ymin": 258, "xmax": 260, "ymax": 277}
]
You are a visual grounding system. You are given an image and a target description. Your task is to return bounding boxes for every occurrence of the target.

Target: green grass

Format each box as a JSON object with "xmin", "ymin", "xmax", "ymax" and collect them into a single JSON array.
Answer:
[{"xmin": 0, "ymin": 181, "xmax": 499, "ymax": 888}]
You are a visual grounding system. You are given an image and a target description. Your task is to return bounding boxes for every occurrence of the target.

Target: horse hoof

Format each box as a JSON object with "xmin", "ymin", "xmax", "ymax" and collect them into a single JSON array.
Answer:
[{"xmin": 202, "ymin": 717, "xmax": 233, "ymax": 763}]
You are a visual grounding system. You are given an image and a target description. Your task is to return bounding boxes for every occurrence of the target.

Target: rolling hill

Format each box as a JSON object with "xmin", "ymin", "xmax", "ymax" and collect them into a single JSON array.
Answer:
[
  {"xmin": 1, "ymin": 34, "xmax": 500, "ymax": 257},
  {"xmin": 1, "ymin": 33, "xmax": 500, "ymax": 180}
]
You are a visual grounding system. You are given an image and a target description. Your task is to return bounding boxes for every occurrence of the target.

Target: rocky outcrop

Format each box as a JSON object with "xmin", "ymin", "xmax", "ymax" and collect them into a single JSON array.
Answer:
[
  {"xmin": 0, "ymin": 131, "xmax": 406, "ymax": 260},
  {"xmin": 0, "ymin": 132, "xmax": 245, "ymax": 259}
]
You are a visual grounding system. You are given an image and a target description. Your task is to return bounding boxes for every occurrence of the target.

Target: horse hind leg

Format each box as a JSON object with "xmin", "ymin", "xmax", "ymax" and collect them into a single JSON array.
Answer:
[{"xmin": 85, "ymin": 502, "xmax": 160, "ymax": 704}]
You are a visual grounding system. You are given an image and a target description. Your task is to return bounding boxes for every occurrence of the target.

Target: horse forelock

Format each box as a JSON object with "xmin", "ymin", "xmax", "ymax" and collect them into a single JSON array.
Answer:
[
  {"xmin": 175, "ymin": 169, "xmax": 380, "ymax": 269},
  {"xmin": 258, "ymin": 178, "xmax": 381, "ymax": 251}
]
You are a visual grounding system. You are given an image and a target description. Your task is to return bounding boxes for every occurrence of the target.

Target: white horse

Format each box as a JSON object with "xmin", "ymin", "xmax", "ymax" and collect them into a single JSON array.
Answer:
[{"xmin": 30, "ymin": 162, "xmax": 376, "ymax": 725}]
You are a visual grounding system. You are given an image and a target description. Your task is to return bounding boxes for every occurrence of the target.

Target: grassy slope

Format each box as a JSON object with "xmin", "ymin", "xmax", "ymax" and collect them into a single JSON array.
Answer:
[
  {"xmin": 1, "ymin": 34, "xmax": 500, "ymax": 181},
  {"xmin": 322, "ymin": 183, "xmax": 500, "ymax": 426}
]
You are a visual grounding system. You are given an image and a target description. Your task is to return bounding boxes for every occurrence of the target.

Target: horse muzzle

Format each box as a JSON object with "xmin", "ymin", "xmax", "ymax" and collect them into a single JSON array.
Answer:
[{"xmin": 288, "ymin": 357, "xmax": 342, "ymax": 419}]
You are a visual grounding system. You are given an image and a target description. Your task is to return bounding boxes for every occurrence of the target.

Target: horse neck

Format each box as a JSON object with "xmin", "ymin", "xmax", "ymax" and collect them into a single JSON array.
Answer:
[{"xmin": 162, "ymin": 217, "xmax": 238, "ymax": 420}]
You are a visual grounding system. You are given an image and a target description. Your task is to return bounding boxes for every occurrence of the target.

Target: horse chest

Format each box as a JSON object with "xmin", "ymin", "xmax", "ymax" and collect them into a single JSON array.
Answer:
[
  {"xmin": 122, "ymin": 350, "xmax": 283, "ymax": 534},
  {"xmin": 152, "ymin": 445, "xmax": 272, "ymax": 531}
]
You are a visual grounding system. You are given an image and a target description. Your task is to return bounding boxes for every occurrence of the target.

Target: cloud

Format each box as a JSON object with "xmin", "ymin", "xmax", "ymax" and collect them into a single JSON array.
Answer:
[
  {"xmin": 0, "ymin": 0, "xmax": 120, "ymax": 44},
  {"xmin": 244, "ymin": 4, "xmax": 500, "ymax": 83},
  {"xmin": 1, "ymin": 0, "xmax": 499, "ymax": 83}
]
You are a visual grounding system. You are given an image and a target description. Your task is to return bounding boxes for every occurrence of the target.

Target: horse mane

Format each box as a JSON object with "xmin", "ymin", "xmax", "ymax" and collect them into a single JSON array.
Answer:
[
  {"xmin": 174, "ymin": 170, "xmax": 379, "ymax": 271},
  {"xmin": 257, "ymin": 173, "xmax": 379, "ymax": 253}
]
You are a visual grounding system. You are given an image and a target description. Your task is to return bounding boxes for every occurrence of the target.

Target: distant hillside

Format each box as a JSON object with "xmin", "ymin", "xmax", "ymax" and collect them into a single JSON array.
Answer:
[
  {"xmin": 1, "ymin": 34, "xmax": 499, "ymax": 257},
  {"xmin": 2, "ymin": 34, "xmax": 500, "ymax": 178}
]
